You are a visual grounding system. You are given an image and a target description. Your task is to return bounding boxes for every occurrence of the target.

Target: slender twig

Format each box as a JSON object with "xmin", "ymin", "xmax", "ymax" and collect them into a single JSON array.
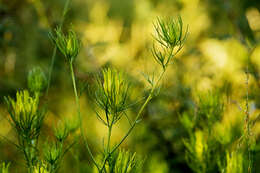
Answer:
[
  {"xmin": 46, "ymin": 0, "xmax": 71, "ymax": 96},
  {"xmin": 69, "ymin": 61, "xmax": 100, "ymax": 170},
  {"xmin": 107, "ymin": 125, "xmax": 112, "ymax": 153},
  {"xmin": 112, "ymin": 69, "xmax": 165, "ymax": 152}
]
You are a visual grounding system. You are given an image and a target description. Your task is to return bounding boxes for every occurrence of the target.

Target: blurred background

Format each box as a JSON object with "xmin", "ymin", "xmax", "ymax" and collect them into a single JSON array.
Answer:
[{"xmin": 0, "ymin": 0, "xmax": 260, "ymax": 172}]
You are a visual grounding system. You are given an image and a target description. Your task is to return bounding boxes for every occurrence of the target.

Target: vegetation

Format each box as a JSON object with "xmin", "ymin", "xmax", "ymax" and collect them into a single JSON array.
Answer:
[{"xmin": 0, "ymin": 0, "xmax": 260, "ymax": 172}]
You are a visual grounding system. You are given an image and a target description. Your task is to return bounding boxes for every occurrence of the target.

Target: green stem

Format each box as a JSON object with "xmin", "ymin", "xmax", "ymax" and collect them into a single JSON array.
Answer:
[
  {"xmin": 112, "ymin": 69, "xmax": 165, "ymax": 152},
  {"xmin": 46, "ymin": 0, "xmax": 71, "ymax": 96},
  {"xmin": 69, "ymin": 61, "xmax": 100, "ymax": 170},
  {"xmin": 100, "ymin": 69, "xmax": 166, "ymax": 171},
  {"xmin": 107, "ymin": 125, "xmax": 112, "ymax": 153}
]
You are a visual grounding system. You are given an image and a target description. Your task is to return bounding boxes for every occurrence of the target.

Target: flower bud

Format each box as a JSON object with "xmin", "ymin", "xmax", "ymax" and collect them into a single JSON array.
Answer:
[
  {"xmin": 4, "ymin": 90, "xmax": 45, "ymax": 140},
  {"xmin": 28, "ymin": 67, "xmax": 47, "ymax": 93},
  {"xmin": 95, "ymin": 68, "xmax": 130, "ymax": 125},
  {"xmin": 152, "ymin": 16, "xmax": 188, "ymax": 69},
  {"xmin": 43, "ymin": 141, "xmax": 63, "ymax": 171},
  {"xmin": 54, "ymin": 121, "xmax": 69, "ymax": 142},
  {"xmin": 153, "ymin": 16, "xmax": 187, "ymax": 49},
  {"xmin": 49, "ymin": 27, "xmax": 81, "ymax": 63},
  {"xmin": 33, "ymin": 162, "xmax": 49, "ymax": 173}
]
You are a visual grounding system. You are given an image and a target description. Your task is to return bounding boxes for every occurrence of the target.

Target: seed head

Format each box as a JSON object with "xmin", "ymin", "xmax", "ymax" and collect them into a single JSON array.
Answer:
[
  {"xmin": 4, "ymin": 90, "xmax": 45, "ymax": 139},
  {"xmin": 44, "ymin": 142, "xmax": 62, "ymax": 167},
  {"xmin": 54, "ymin": 121, "xmax": 69, "ymax": 142},
  {"xmin": 33, "ymin": 162, "xmax": 49, "ymax": 173},
  {"xmin": 28, "ymin": 67, "xmax": 47, "ymax": 93},
  {"xmin": 152, "ymin": 16, "xmax": 188, "ymax": 69},
  {"xmin": 153, "ymin": 16, "xmax": 187, "ymax": 49},
  {"xmin": 95, "ymin": 68, "xmax": 130, "ymax": 125},
  {"xmin": 49, "ymin": 27, "xmax": 81, "ymax": 63}
]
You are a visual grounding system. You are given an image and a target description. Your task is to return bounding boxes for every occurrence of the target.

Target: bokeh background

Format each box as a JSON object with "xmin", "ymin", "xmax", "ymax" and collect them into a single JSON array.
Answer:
[{"xmin": 0, "ymin": 0, "xmax": 260, "ymax": 172}]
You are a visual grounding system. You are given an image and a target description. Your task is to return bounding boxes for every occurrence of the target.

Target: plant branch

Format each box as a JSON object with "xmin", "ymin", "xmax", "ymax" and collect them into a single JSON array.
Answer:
[{"xmin": 100, "ymin": 69, "xmax": 166, "ymax": 172}]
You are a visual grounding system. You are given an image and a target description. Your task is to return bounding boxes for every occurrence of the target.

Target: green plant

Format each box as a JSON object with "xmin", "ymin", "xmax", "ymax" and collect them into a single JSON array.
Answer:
[
  {"xmin": 181, "ymin": 91, "xmax": 226, "ymax": 173},
  {"xmin": 28, "ymin": 67, "xmax": 47, "ymax": 94},
  {"xmin": 0, "ymin": 162, "xmax": 10, "ymax": 173},
  {"xmin": 152, "ymin": 16, "xmax": 187, "ymax": 70},
  {"xmin": 33, "ymin": 162, "xmax": 49, "ymax": 173},
  {"xmin": 4, "ymin": 90, "xmax": 45, "ymax": 171},
  {"xmin": 181, "ymin": 71, "xmax": 258, "ymax": 173},
  {"xmin": 49, "ymin": 27, "xmax": 81, "ymax": 64},
  {"xmin": 49, "ymin": 15, "xmax": 187, "ymax": 172},
  {"xmin": 105, "ymin": 150, "xmax": 143, "ymax": 173},
  {"xmin": 3, "ymin": 68, "xmax": 74, "ymax": 173}
]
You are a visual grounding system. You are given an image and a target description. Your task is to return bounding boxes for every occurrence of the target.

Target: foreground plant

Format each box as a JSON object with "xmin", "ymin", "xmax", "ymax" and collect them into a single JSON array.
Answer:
[
  {"xmin": 3, "ymin": 67, "xmax": 73, "ymax": 173},
  {"xmin": 50, "ymin": 15, "xmax": 187, "ymax": 172},
  {"xmin": 4, "ymin": 90, "xmax": 45, "ymax": 171},
  {"xmin": 49, "ymin": 25, "xmax": 99, "ymax": 170}
]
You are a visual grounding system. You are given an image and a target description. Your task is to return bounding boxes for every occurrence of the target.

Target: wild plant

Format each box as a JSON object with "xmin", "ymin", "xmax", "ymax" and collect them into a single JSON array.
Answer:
[
  {"xmin": 104, "ymin": 150, "xmax": 143, "ymax": 173},
  {"xmin": 221, "ymin": 46, "xmax": 259, "ymax": 173},
  {"xmin": 49, "ymin": 15, "xmax": 187, "ymax": 172},
  {"xmin": 217, "ymin": 46, "xmax": 259, "ymax": 173},
  {"xmin": 3, "ymin": 67, "xmax": 74, "ymax": 173},
  {"xmin": 43, "ymin": 119, "xmax": 75, "ymax": 173},
  {"xmin": 33, "ymin": 162, "xmax": 49, "ymax": 173},
  {"xmin": 181, "ymin": 91, "xmax": 225, "ymax": 173},
  {"xmin": 4, "ymin": 89, "xmax": 46, "ymax": 171},
  {"xmin": 181, "ymin": 47, "xmax": 259, "ymax": 173}
]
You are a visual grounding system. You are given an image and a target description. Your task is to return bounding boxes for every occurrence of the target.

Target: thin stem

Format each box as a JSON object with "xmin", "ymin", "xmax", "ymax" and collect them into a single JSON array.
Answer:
[
  {"xmin": 112, "ymin": 69, "xmax": 165, "ymax": 152},
  {"xmin": 100, "ymin": 69, "xmax": 166, "ymax": 171},
  {"xmin": 46, "ymin": 0, "xmax": 71, "ymax": 96},
  {"xmin": 69, "ymin": 61, "xmax": 100, "ymax": 170},
  {"xmin": 244, "ymin": 46, "xmax": 256, "ymax": 173},
  {"xmin": 245, "ymin": 61, "xmax": 249, "ymax": 136},
  {"xmin": 107, "ymin": 125, "xmax": 112, "ymax": 153},
  {"xmin": 46, "ymin": 47, "xmax": 57, "ymax": 96}
]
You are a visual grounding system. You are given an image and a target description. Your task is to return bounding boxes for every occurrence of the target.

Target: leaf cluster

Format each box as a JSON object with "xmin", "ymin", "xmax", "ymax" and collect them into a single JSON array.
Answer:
[
  {"xmin": 28, "ymin": 67, "xmax": 47, "ymax": 94},
  {"xmin": 94, "ymin": 68, "xmax": 131, "ymax": 127},
  {"xmin": 4, "ymin": 90, "xmax": 46, "ymax": 140},
  {"xmin": 0, "ymin": 162, "xmax": 10, "ymax": 173},
  {"xmin": 100, "ymin": 150, "xmax": 143, "ymax": 173},
  {"xmin": 152, "ymin": 16, "xmax": 188, "ymax": 70},
  {"xmin": 49, "ymin": 27, "xmax": 81, "ymax": 63}
]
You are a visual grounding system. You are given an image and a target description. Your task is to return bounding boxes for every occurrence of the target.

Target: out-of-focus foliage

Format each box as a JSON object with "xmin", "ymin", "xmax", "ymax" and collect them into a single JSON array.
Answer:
[
  {"xmin": 27, "ymin": 67, "xmax": 47, "ymax": 94},
  {"xmin": 0, "ymin": 0, "xmax": 260, "ymax": 172},
  {"xmin": 0, "ymin": 162, "xmax": 10, "ymax": 173}
]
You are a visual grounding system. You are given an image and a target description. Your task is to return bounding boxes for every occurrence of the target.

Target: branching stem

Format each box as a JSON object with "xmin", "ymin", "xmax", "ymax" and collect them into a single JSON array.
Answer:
[{"xmin": 100, "ymin": 69, "xmax": 166, "ymax": 172}]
